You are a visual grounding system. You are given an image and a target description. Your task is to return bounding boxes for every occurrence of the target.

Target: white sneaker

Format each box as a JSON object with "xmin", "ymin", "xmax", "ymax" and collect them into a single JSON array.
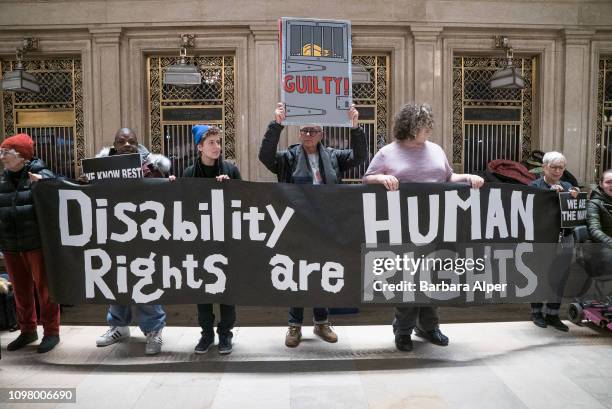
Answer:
[
  {"xmin": 96, "ymin": 326, "xmax": 130, "ymax": 347},
  {"xmin": 145, "ymin": 329, "xmax": 163, "ymax": 355}
]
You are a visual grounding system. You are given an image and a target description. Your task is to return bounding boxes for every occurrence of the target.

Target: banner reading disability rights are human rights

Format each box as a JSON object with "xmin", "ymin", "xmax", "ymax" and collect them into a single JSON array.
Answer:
[{"xmin": 33, "ymin": 178, "xmax": 567, "ymax": 306}]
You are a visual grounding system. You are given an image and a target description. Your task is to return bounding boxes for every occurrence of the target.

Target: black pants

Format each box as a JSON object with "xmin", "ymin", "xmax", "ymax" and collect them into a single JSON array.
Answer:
[
  {"xmin": 531, "ymin": 303, "xmax": 561, "ymax": 315},
  {"xmin": 392, "ymin": 306, "xmax": 439, "ymax": 336},
  {"xmin": 197, "ymin": 304, "xmax": 236, "ymax": 337},
  {"xmin": 532, "ymin": 234, "xmax": 574, "ymax": 316}
]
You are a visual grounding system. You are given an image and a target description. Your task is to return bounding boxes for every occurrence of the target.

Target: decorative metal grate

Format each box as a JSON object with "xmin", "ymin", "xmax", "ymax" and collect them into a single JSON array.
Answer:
[
  {"xmin": 148, "ymin": 55, "xmax": 235, "ymax": 176},
  {"xmin": 452, "ymin": 56, "xmax": 535, "ymax": 174},
  {"xmin": 323, "ymin": 54, "xmax": 389, "ymax": 182},
  {"xmin": 596, "ymin": 57, "xmax": 612, "ymax": 178},
  {"xmin": 1, "ymin": 57, "xmax": 84, "ymax": 178}
]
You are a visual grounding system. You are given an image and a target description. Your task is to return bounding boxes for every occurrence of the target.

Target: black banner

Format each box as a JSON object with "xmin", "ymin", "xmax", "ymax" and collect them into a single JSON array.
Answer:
[{"xmin": 33, "ymin": 179, "xmax": 563, "ymax": 306}]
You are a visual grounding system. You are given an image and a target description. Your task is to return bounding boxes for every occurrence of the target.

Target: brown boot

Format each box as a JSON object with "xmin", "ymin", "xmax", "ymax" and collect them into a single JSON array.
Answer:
[
  {"xmin": 313, "ymin": 323, "xmax": 338, "ymax": 343},
  {"xmin": 285, "ymin": 326, "xmax": 302, "ymax": 348}
]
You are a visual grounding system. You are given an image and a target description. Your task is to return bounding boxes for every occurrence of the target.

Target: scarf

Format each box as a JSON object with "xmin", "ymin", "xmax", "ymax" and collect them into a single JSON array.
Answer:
[{"xmin": 291, "ymin": 143, "xmax": 337, "ymax": 185}]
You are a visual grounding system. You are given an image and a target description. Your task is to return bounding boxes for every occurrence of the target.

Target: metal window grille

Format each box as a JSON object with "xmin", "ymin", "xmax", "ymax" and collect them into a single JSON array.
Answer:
[
  {"xmin": 452, "ymin": 56, "xmax": 535, "ymax": 174},
  {"xmin": 1, "ymin": 58, "xmax": 84, "ymax": 178},
  {"xmin": 322, "ymin": 55, "xmax": 389, "ymax": 183},
  {"xmin": 596, "ymin": 57, "xmax": 612, "ymax": 177},
  {"xmin": 148, "ymin": 55, "xmax": 235, "ymax": 177}
]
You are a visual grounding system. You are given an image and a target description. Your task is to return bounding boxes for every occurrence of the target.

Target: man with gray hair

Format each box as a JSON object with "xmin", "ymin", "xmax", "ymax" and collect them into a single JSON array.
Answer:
[
  {"xmin": 259, "ymin": 102, "xmax": 367, "ymax": 348},
  {"xmin": 530, "ymin": 151, "xmax": 579, "ymax": 331}
]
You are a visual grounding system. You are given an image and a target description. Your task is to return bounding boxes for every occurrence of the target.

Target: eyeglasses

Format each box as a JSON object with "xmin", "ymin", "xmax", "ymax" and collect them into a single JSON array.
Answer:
[
  {"xmin": 299, "ymin": 128, "xmax": 322, "ymax": 135},
  {"xmin": 546, "ymin": 165, "xmax": 565, "ymax": 172}
]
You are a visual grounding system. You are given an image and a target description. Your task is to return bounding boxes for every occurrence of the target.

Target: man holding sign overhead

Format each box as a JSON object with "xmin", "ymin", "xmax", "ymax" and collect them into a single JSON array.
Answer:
[{"xmin": 258, "ymin": 102, "xmax": 366, "ymax": 347}]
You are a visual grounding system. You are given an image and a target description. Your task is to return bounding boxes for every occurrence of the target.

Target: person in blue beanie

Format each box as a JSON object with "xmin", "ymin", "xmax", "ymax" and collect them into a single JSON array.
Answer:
[{"xmin": 183, "ymin": 125, "xmax": 240, "ymax": 354}]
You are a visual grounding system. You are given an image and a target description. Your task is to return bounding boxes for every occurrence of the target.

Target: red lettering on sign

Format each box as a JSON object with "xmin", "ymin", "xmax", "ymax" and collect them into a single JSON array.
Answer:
[
  {"xmin": 313, "ymin": 77, "xmax": 322, "ymax": 94},
  {"xmin": 333, "ymin": 77, "xmax": 342, "ymax": 95},
  {"xmin": 285, "ymin": 75, "xmax": 347, "ymax": 95},
  {"xmin": 296, "ymin": 76, "xmax": 308, "ymax": 94},
  {"xmin": 323, "ymin": 76, "xmax": 333, "ymax": 94},
  {"xmin": 283, "ymin": 75, "xmax": 295, "ymax": 93}
]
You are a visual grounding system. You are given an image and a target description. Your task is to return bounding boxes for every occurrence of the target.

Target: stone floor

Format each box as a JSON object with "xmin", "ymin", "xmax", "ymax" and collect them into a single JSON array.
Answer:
[{"xmin": 1, "ymin": 321, "xmax": 611, "ymax": 409}]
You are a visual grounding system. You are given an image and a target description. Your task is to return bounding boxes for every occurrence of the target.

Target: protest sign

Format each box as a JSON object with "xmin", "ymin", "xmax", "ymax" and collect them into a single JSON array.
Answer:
[
  {"xmin": 280, "ymin": 17, "xmax": 352, "ymax": 127},
  {"xmin": 82, "ymin": 153, "xmax": 142, "ymax": 181},
  {"xmin": 559, "ymin": 192, "xmax": 587, "ymax": 228}
]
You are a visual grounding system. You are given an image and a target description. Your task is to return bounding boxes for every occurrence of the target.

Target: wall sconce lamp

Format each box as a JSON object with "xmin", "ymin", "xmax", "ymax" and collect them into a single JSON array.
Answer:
[
  {"xmin": 163, "ymin": 34, "xmax": 202, "ymax": 88},
  {"xmin": 488, "ymin": 35, "xmax": 524, "ymax": 89},
  {"xmin": 1, "ymin": 38, "xmax": 41, "ymax": 93}
]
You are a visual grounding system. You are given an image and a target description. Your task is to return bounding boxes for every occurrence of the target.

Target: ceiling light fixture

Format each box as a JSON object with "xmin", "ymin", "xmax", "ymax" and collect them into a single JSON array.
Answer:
[
  {"xmin": 488, "ymin": 35, "xmax": 524, "ymax": 89},
  {"xmin": 163, "ymin": 34, "xmax": 202, "ymax": 88},
  {"xmin": 1, "ymin": 38, "xmax": 41, "ymax": 93}
]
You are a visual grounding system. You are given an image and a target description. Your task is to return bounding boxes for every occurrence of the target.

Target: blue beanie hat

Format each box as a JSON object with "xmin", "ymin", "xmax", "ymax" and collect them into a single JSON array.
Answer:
[{"xmin": 192, "ymin": 124, "xmax": 211, "ymax": 146}]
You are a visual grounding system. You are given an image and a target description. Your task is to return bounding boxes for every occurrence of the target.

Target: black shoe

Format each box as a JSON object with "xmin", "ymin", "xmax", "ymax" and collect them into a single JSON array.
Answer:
[
  {"xmin": 532, "ymin": 313, "xmax": 547, "ymax": 328},
  {"xmin": 195, "ymin": 336, "xmax": 214, "ymax": 354},
  {"xmin": 545, "ymin": 315, "xmax": 569, "ymax": 332},
  {"xmin": 414, "ymin": 328, "xmax": 449, "ymax": 346},
  {"xmin": 218, "ymin": 334, "xmax": 233, "ymax": 355},
  {"xmin": 7, "ymin": 332, "xmax": 38, "ymax": 351},
  {"xmin": 37, "ymin": 335, "xmax": 60, "ymax": 353},
  {"xmin": 394, "ymin": 334, "xmax": 413, "ymax": 352}
]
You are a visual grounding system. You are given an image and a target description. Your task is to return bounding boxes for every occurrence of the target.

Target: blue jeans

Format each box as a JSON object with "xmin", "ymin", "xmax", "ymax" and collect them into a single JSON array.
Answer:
[
  {"xmin": 288, "ymin": 307, "xmax": 328, "ymax": 326},
  {"xmin": 107, "ymin": 304, "xmax": 166, "ymax": 333}
]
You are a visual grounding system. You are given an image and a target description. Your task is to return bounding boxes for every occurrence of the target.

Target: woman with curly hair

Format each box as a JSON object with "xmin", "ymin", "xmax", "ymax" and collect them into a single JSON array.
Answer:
[{"xmin": 363, "ymin": 103, "xmax": 484, "ymax": 352}]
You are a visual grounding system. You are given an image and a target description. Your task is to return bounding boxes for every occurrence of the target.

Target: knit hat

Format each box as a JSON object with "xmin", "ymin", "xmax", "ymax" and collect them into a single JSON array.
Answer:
[
  {"xmin": 1, "ymin": 133, "xmax": 34, "ymax": 160},
  {"xmin": 192, "ymin": 125, "xmax": 211, "ymax": 146}
]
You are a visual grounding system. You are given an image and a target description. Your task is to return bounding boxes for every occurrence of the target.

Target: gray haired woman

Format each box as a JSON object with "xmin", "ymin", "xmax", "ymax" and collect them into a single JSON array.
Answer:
[{"xmin": 529, "ymin": 151, "xmax": 579, "ymax": 332}]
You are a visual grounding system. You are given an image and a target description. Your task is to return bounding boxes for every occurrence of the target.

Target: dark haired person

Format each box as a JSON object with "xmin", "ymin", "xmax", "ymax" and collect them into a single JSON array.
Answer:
[
  {"xmin": 0, "ymin": 133, "xmax": 60, "ymax": 353},
  {"xmin": 258, "ymin": 102, "xmax": 367, "ymax": 348},
  {"xmin": 95, "ymin": 127, "xmax": 170, "ymax": 355},
  {"xmin": 363, "ymin": 103, "xmax": 484, "ymax": 352},
  {"xmin": 586, "ymin": 168, "xmax": 612, "ymax": 275},
  {"xmin": 183, "ymin": 125, "xmax": 240, "ymax": 355},
  {"xmin": 529, "ymin": 151, "xmax": 579, "ymax": 332}
]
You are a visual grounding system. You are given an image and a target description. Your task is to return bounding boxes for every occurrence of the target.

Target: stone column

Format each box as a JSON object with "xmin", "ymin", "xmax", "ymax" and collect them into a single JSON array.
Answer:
[
  {"xmin": 411, "ymin": 26, "xmax": 444, "ymax": 147},
  {"xmin": 249, "ymin": 25, "xmax": 281, "ymax": 182},
  {"xmin": 90, "ymin": 27, "xmax": 123, "ymax": 152},
  {"xmin": 562, "ymin": 29, "xmax": 595, "ymax": 184}
]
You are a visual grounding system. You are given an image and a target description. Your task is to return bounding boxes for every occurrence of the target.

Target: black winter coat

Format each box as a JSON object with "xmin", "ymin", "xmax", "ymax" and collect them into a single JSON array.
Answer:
[
  {"xmin": 0, "ymin": 159, "xmax": 54, "ymax": 252},
  {"xmin": 258, "ymin": 121, "xmax": 367, "ymax": 184},
  {"xmin": 587, "ymin": 187, "xmax": 612, "ymax": 248},
  {"xmin": 183, "ymin": 159, "xmax": 241, "ymax": 180}
]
